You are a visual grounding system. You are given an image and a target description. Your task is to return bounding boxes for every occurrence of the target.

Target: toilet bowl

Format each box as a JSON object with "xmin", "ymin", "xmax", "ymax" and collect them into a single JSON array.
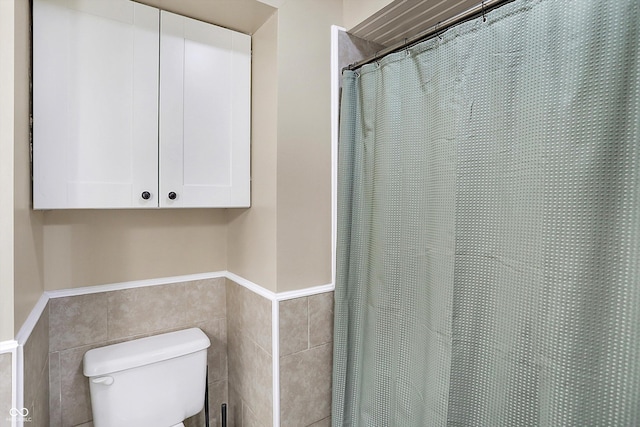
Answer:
[{"xmin": 83, "ymin": 328, "xmax": 210, "ymax": 427}]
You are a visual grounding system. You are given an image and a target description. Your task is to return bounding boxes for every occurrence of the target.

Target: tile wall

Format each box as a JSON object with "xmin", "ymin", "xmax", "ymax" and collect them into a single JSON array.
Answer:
[
  {"xmin": 0, "ymin": 352, "xmax": 12, "ymax": 427},
  {"xmin": 24, "ymin": 305, "xmax": 50, "ymax": 426},
  {"xmin": 48, "ymin": 278, "xmax": 228, "ymax": 427},
  {"xmin": 279, "ymin": 292, "xmax": 334, "ymax": 427},
  {"xmin": 226, "ymin": 279, "xmax": 273, "ymax": 427},
  {"xmin": 14, "ymin": 277, "xmax": 335, "ymax": 427}
]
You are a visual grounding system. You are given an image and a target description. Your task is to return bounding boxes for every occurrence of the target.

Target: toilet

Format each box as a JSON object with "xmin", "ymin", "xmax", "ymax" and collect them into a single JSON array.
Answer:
[{"xmin": 83, "ymin": 327, "xmax": 210, "ymax": 427}]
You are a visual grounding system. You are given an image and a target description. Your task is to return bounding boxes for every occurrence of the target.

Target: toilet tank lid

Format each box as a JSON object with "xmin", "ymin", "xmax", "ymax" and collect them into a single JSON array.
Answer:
[{"xmin": 83, "ymin": 328, "xmax": 210, "ymax": 377}]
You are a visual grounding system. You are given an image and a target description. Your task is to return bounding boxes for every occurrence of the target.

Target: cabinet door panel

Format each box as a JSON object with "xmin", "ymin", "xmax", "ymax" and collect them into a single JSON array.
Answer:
[
  {"xmin": 160, "ymin": 12, "xmax": 251, "ymax": 208},
  {"xmin": 183, "ymin": 37, "xmax": 232, "ymax": 188},
  {"xmin": 33, "ymin": 0, "xmax": 159, "ymax": 209}
]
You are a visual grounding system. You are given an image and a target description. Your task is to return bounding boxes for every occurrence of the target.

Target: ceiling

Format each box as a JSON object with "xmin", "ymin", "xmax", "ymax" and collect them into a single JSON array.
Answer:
[
  {"xmin": 136, "ymin": 0, "xmax": 487, "ymax": 45},
  {"xmin": 134, "ymin": 0, "xmax": 277, "ymax": 34},
  {"xmin": 136, "ymin": 0, "xmax": 488, "ymax": 49},
  {"xmin": 350, "ymin": 0, "xmax": 481, "ymax": 47}
]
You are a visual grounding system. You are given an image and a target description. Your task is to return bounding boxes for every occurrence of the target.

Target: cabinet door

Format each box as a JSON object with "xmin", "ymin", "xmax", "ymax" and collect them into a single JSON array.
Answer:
[
  {"xmin": 160, "ymin": 12, "xmax": 251, "ymax": 208},
  {"xmin": 33, "ymin": 0, "xmax": 159, "ymax": 209}
]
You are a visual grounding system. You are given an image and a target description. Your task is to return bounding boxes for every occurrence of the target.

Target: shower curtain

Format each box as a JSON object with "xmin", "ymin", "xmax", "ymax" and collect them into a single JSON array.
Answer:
[{"xmin": 332, "ymin": 0, "xmax": 639, "ymax": 425}]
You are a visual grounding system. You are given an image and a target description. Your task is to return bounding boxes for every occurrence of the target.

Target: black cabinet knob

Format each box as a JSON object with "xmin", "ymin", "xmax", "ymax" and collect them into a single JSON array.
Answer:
[
  {"xmin": 168, "ymin": 192, "xmax": 177, "ymax": 200},
  {"xmin": 141, "ymin": 191, "xmax": 151, "ymax": 200}
]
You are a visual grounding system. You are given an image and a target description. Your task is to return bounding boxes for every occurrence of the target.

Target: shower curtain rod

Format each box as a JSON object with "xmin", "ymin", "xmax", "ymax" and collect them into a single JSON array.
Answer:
[{"xmin": 345, "ymin": 0, "xmax": 513, "ymax": 72}]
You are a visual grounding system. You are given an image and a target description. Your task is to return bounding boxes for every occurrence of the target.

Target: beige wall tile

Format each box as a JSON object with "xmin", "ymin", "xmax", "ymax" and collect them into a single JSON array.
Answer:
[
  {"xmin": 107, "ymin": 283, "xmax": 188, "ymax": 340},
  {"xmin": 49, "ymin": 352, "xmax": 62, "ymax": 427},
  {"xmin": 249, "ymin": 345, "xmax": 272, "ymax": 426},
  {"xmin": 207, "ymin": 379, "xmax": 229, "ymax": 427},
  {"xmin": 0, "ymin": 353, "xmax": 11, "ymax": 427},
  {"xmin": 50, "ymin": 294, "xmax": 108, "ymax": 352},
  {"xmin": 227, "ymin": 279, "xmax": 274, "ymax": 427},
  {"xmin": 248, "ymin": 290, "xmax": 272, "ymax": 355},
  {"xmin": 197, "ymin": 318, "xmax": 227, "ymax": 383},
  {"xmin": 246, "ymin": 287, "xmax": 272, "ymax": 354},
  {"xmin": 227, "ymin": 326, "xmax": 254, "ymax": 403},
  {"xmin": 279, "ymin": 297, "xmax": 308, "ymax": 357},
  {"xmin": 228, "ymin": 385, "xmax": 242, "ymax": 427},
  {"xmin": 30, "ymin": 357, "xmax": 50, "ymax": 427},
  {"xmin": 184, "ymin": 278, "xmax": 226, "ymax": 324},
  {"xmin": 49, "ymin": 293, "xmax": 107, "ymax": 351},
  {"xmin": 24, "ymin": 303, "xmax": 49, "ymax": 407},
  {"xmin": 59, "ymin": 345, "xmax": 94, "ymax": 427},
  {"xmin": 280, "ymin": 343, "xmax": 333, "ymax": 427},
  {"xmin": 243, "ymin": 402, "xmax": 262, "ymax": 427},
  {"xmin": 219, "ymin": 318, "xmax": 228, "ymax": 383},
  {"xmin": 226, "ymin": 280, "xmax": 272, "ymax": 354},
  {"xmin": 226, "ymin": 279, "xmax": 241, "ymax": 331},
  {"xmin": 184, "ymin": 410, "xmax": 205, "ymax": 427},
  {"xmin": 308, "ymin": 416, "xmax": 331, "ymax": 427},
  {"xmin": 50, "ymin": 280, "xmax": 232, "ymax": 426},
  {"xmin": 308, "ymin": 292, "xmax": 334, "ymax": 348}
]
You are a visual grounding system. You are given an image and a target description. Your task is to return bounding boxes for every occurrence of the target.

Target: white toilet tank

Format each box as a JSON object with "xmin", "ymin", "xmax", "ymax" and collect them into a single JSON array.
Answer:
[{"xmin": 83, "ymin": 328, "xmax": 210, "ymax": 427}]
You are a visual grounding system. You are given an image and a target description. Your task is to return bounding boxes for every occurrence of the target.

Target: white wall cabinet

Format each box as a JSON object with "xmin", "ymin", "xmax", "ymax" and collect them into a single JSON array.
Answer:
[
  {"xmin": 33, "ymin": 0, "xmax": 159, "ymax": 209},
  {"xmin": 160, "ymin": 12, "xmax": 251, "ymax": 208},
  {"xmin": 33, "ymin": 0, "xmax": 251, "ymax": 209}
]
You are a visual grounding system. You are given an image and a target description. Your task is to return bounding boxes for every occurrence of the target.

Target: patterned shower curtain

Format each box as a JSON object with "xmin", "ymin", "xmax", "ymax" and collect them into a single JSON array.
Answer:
[{"xmin": 332, "ymin": 0, "xmax": 639, "ymax": 425}]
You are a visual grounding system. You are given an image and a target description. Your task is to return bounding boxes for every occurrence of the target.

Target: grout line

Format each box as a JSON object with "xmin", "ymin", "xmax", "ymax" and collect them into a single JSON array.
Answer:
[
  {"xmin": 54, "ymin": 352, "xmax": 62, "ymax": 427},
  {"xmin": 279, "ymin": 341, "xmax": 333, "ymax": 359},
  {"xmin": 307, "ymin": 297, "xmax": 311, "ymax": 351}
]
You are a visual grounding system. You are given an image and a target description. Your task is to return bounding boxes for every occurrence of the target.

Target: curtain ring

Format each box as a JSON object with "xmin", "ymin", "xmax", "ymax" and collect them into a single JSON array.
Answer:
[
  {"xmin": 482, "ymin": 1, "xmax": 486, "ymax": 22},
  {"xmin": 436, "ymin": 23, "xmax": 443, "ymax": 40}
]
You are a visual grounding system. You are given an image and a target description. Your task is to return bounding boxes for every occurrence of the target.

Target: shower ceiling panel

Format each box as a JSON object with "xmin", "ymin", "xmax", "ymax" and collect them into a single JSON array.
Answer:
[{"xmin": 350, "ymin": 0, "xmax": 480, "ymax": 47}]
